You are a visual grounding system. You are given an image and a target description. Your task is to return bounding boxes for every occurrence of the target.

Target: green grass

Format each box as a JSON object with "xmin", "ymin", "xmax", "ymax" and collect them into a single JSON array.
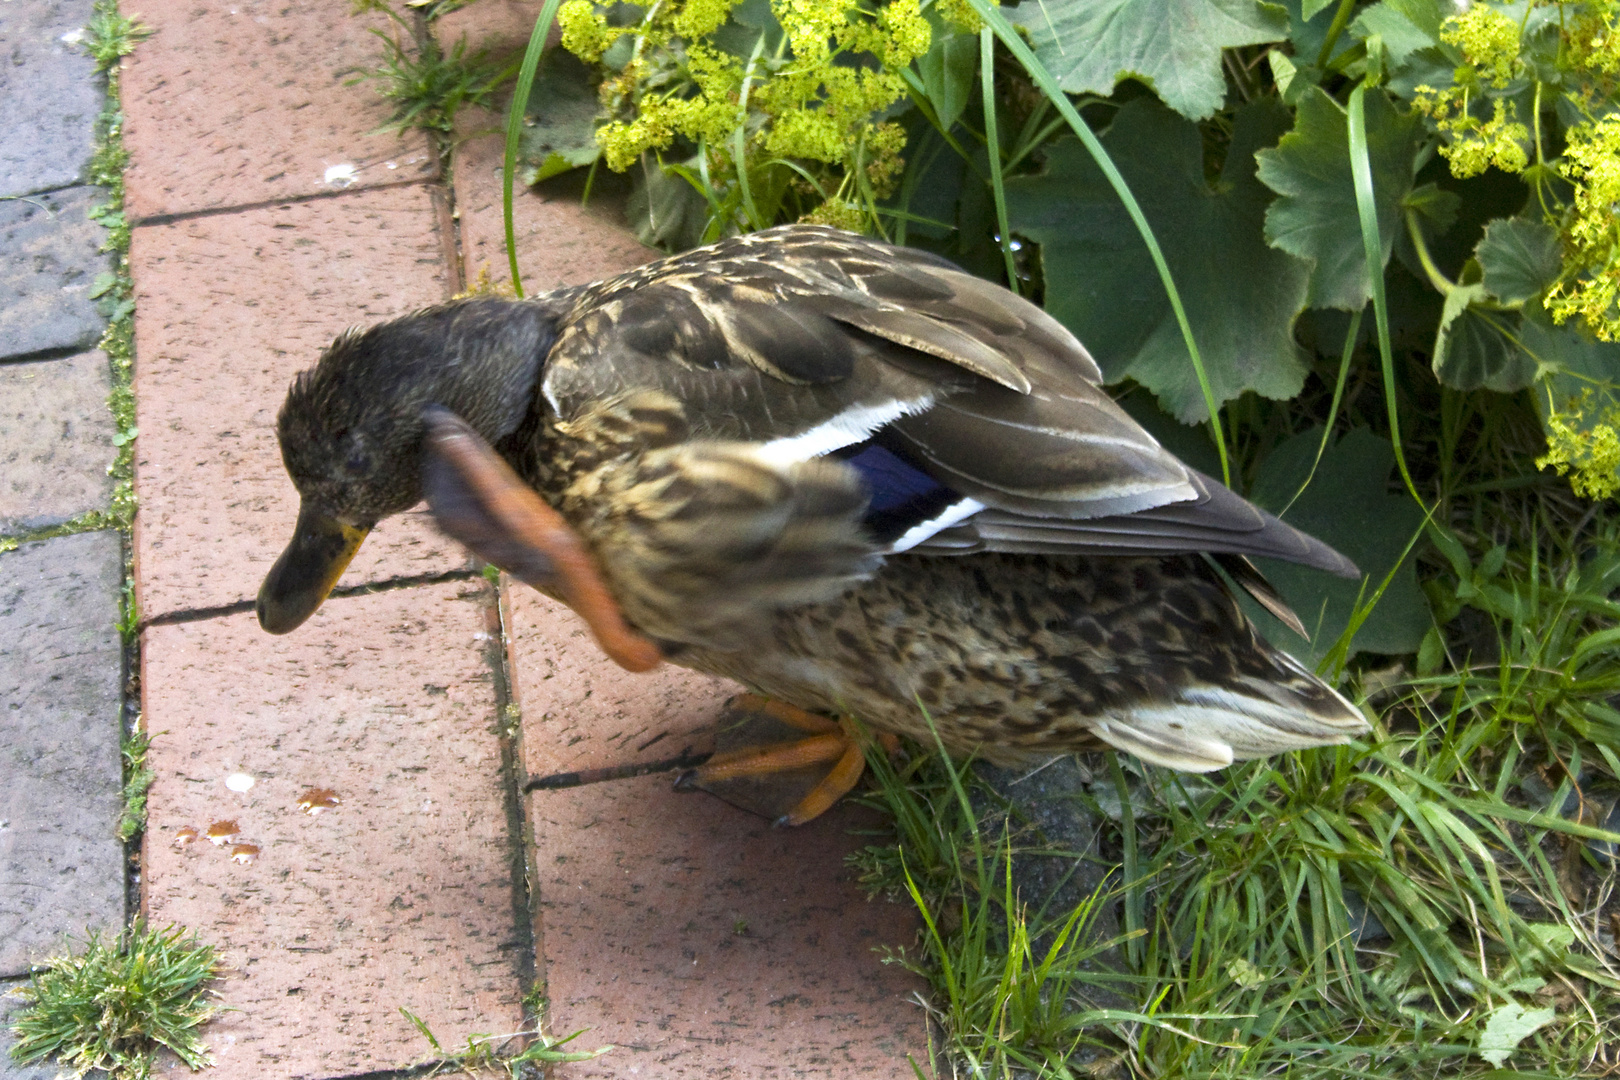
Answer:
[
  {"xmin": 7, "ymin": 924, "xmax": 220, "ymax": 1080},
  {"xmin": 349, "ymin": 1, "xmax": 517, "ymax": 139},
  {"xmin": 116, "ymin": 726, "xmax": 155, "ymax": 843},
  {"xmin": 398, "ymin": 1006, "xmax": 612, "ymax": 1076},
  {"xmin": 852, "ymin": 506, "xmax": 1620, "ymax": 1079}
]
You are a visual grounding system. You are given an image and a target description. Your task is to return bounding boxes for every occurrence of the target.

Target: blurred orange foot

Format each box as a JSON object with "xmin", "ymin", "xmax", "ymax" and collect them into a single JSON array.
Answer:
[{"xmin": 676, "ymin": 694, "xmax": 900, "ymax": 826}]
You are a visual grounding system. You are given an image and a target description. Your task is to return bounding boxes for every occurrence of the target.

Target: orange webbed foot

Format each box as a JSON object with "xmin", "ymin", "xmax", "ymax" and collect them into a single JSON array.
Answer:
[{"xmin": 677, "ymin": 694, "xmax": 900, "ymax": 826}]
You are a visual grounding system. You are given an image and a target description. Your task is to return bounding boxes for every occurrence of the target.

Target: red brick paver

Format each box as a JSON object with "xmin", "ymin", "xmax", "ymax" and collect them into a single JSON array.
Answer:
[
  {"xmin": 451, "ymin": 113, "xmax": 656, "ymax": 292},
  {"xmin": 142, "ymin": 583, "xmax": 521, "ymax": 1079},
  {"xmin": 121, "ymin": 0, "xmax": 437, "ymax": 220},
  {"xmin": 509, "ymin": 588, "xmax": 731, "ymax": 778},
  {"xmin": 535, "ymin": 777, "xmax": 927, "ymax": 1078},
  {"xmin": 130, "ymin": 187, "xmax": 468, "ymax": 620}
]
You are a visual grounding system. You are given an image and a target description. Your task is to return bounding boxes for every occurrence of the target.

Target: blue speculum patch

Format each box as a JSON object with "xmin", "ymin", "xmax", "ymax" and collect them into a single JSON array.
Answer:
[{"xmin": 836, "ymin": 440, "xmax": 963, "ymax": 546}]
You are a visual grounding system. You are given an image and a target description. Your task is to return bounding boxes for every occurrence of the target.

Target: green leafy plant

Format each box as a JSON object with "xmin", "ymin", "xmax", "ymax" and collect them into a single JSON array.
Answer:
[
  {"xmin": 116, "ymin": 725, "xmax": 154, "ymax": 843},
  {"xmin": 80, "ymin": 0, "xmax": 151, "ymax": 74},
  {"xmin": 544, "ymin": 0, "xmax": 935, "ymax": 243},
  {"xmin": 8, "ymin": 924, "xmax": 220, "ymax": 1080}
]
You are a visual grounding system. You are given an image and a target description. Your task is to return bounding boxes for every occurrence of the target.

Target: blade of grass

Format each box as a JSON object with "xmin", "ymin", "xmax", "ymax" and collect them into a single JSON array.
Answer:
[
  {"xmin": 965, "ymin": 0, "xmax": 1230, "ymax": 485},
  {"xmin": 1347, "ymin": 82, "xmax": 1421, "ymax": 504},
  {"xmin": 979, "ymin": 27, "xmax": 1018, "ymax": 291},
  {"xmin": 731, "ymin": 34, "xmax": 768, "ymax": 231},
  {"xmin": 502, "ymin": 0, "xmax": 567, "ymax": 298}
]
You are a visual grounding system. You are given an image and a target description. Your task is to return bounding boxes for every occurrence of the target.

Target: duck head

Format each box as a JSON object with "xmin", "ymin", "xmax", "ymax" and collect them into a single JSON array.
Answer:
[{"xmin": 256, "ymin": 298, "xmax": 554, "ymax": 634}]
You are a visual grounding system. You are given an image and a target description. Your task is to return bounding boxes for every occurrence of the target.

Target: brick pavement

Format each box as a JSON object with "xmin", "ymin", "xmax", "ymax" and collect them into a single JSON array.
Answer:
[{"xmin": 1, "ymin": 0, "xmax": 931, "ymax": 1076}]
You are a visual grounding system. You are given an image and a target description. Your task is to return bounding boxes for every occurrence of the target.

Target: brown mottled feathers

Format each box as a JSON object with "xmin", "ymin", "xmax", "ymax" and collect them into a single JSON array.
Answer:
[{"xmin": 538, "ymin": 225, "xmax": 1357, "ymax": 576}]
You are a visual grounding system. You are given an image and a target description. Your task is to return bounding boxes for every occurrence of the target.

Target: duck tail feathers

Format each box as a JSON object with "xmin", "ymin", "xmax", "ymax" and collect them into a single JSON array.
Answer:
[{"xmin": 1090, "ymin": 654, "xmax": 1368, "ymax": 772}]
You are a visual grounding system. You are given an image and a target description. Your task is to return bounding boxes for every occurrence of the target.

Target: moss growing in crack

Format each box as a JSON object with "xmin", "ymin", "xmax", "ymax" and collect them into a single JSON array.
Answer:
[
  {"xmin": 1, "ymin": 0, "xmax": 140, "ymax": 556},
  {"xmin": 87, "ymin": 22, "xmax": 140, "ymax": 537},
  {"xmin": 116, "ymin": 725, "xmax": 154, "ymax": 843}
]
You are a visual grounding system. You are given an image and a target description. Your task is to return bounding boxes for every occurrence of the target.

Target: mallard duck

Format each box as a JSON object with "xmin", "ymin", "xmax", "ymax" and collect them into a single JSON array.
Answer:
[{"xmin": 258, "ymin": 224, "xmax": 1368, "ymax": 825}]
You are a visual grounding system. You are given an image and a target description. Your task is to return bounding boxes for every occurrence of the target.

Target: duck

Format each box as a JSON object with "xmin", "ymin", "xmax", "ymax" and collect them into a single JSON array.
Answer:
[{"xmin": 257, "ymin": 223, "xmax": 1369, "ymax": 826}]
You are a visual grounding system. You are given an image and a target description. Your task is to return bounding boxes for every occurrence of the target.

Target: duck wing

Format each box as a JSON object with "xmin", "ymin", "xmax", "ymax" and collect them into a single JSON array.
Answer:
[{"xmin": 536, "ymin": 225, "xmax": 1356, "ymax": 641}]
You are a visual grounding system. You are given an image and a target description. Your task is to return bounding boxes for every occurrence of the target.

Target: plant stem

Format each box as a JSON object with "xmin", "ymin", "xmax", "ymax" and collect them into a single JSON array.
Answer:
[
  {"xmin": 1315, "ymin": 0, "xmax": 1359, "ymax": 70},
  {"xmin": 1404, "ymin": 209, "xmax": 1458, "ymax": 297}
]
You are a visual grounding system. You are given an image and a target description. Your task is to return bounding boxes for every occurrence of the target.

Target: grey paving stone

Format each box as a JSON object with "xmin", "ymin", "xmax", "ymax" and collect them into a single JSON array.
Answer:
[
  {"xmin": 0, "ymin": 352, "xmax": 115, "ymax": 534},
  {"xmin": 0, "ymin": 186, "xmax": 113, "ymax": 362},
  {"xmin": 0, "ymin": 531, "xmax": 125, "ymax": 979},
  {"xmin": 0, "ymin": 0, "xmax": 102, "ymax": 197}
]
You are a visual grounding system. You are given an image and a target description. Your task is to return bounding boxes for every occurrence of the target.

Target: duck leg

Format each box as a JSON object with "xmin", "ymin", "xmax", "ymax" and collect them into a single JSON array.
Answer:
[{"xmin": 678, "ymin": 694, "xmax": 900, "ymax": 826}]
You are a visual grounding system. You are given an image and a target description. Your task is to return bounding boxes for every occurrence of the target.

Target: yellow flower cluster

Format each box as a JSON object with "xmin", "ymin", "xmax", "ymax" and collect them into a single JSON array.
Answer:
[
  {"xmin": 1411, "ymin": 5, "xmax": 1528, "ymax": 179},
  {"xmin": 1442, "ymin": 3, "xmax": 1521, "ymax": 89},
  {"xmin": 1537, "ymin": 389, "xmax": 1620, "ymax": 500},
  {"xmin": 558, "ymin": 0, "xmax": 623, "ymax": 62},
  {"xmin": 933, "ymin": 0, "xmax": 982, "ymax": 33},
  {"xmin": 1567, "ymin": 0, "xmax": 1620, "ymax": 77},
  {"xmin": 1546, "ymin": 114, "xmax": 1620, "ymax": 339},
  {"xmin": 560, "ymin": 0, "xmax": 932, "ymax": 232},
  {"xmin": 1542, "ymin": 0, "xmax": 1620, "ymax": 340},
  {"xmin": 1412, "ymin": 90, "xmax": 1529, "ymax": 178}
]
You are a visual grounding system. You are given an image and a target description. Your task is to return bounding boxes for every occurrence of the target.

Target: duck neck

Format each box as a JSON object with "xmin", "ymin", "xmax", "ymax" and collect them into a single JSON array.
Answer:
[{"xmin": 425, "ymin": 296, "xmax": 567, "ymax": 447}]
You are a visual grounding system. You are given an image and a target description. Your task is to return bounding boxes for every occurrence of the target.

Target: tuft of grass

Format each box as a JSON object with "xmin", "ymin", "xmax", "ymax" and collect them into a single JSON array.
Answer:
[
  {"xmin": 399, "ymin": 1005, "xmax": 612, "ymax": 1076},
  {"xmin": 79, "ymin": 0, "xmax": 150, "ymax": 74},
  {"xmin": 349, "ymin": 3, "xmax": 516, "ymax": 138},
  {"xmin": 7, "ymin": 923, "xmax": 220, "ymax": 1080},
  {"xmin": 853, "ymin": 726, "xmax": 1145, "ymax": 1075}
]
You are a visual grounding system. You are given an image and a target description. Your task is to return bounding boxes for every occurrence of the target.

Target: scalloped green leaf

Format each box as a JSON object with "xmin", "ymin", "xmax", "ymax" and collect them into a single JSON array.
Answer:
[
  {"xmin": 1010, "ymin": 0, "xmax": 1288, "ymax": 121},
  {"xmin": 1256, "ymin": 85, "xmax": 1421, "ymax": 310},
  {"xmin": 1433, "ymin": 284, "xmax": 1538, "ymax": 392},
  {"xmin": 1005, "ymin": 98, "xmax": 1310, "ymax": 421},
  {"xmin": 1350, "ymin": 0, "xmax": 1442, "ymax": 70},
  {"xmin": 1477, "ymin": 217, "xmax": 1562, "ymax": 306},
  {"xmin": 518, "ymin": 49, "xmax": 605, "ymax": 184},
  {"xmin": 1479, "ymin": 1003, "xmax": 1556, "ymax": 1069},
  {"xmin": 1246, "ymin": 427, "xmax": 1431, "ymax": 665}
]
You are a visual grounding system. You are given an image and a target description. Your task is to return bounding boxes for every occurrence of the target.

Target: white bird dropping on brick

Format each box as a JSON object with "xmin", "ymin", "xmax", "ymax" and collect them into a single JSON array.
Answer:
[
  {"xmin": 225, "ymin": 772, "xmax": 255, "ymax": 792},
  {"xmin": 324, "ymin": 163, "xmax": 358, "ymax": 188}
]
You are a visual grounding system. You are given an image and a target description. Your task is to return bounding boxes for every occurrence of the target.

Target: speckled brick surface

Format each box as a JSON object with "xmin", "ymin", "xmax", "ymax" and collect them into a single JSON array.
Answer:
[
  {"xmin": 140, "ymin": 581, "xmax": 523, "ymax": 1080},
  {"xmin": 129, "ymin": 186, "xmax": 468, "ymax": 620},
  {"xmin": 507, "ymin": 585, "xmax": 735, "ymax": 779},
  {"xmin": 119, "ymin": 0, "xmax": 436, "ymax": 221},
  {"xmin": 533, "ymin": 776, "xmax": 928, "ymax": 1079}
]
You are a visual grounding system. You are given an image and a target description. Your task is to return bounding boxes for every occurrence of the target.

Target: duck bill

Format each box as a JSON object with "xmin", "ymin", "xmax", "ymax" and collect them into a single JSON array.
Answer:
[{"xmin": 256, "ymin": 504, "xmax": 371, "ymax": 634}]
